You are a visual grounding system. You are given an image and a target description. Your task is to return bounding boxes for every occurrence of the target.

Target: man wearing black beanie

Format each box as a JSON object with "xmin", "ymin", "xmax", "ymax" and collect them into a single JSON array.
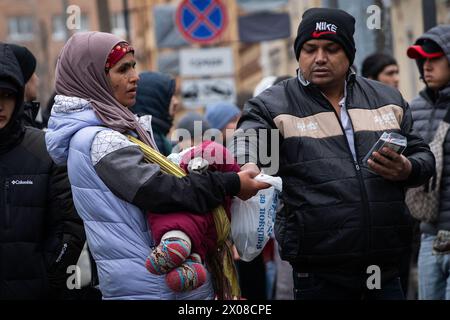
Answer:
[
  {"xmin": 293, "ymin": 8, "xmax": 356, "ymax": 64},
  {"xmin": 9, "ymin": 44, "xmax": 41, "ymax": 128},
  {"xmin": 234, "ymin": 7, "xmax": 435, "ymax": 300}
]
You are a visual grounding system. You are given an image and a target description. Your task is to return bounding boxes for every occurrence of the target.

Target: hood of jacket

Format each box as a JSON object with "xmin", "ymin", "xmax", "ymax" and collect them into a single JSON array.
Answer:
[
  {"xmin": 45, "ymin": 95, "xmax": 103, "ymax": 166},
  {"xmin": 414, "ymin": 25, "xmax": 450, "ymax": 82},
  {"xmin": 0, "ymin": 44, "xmax": 25, "ymax": 154},
  {"xmin": 130, "ymin": 72, "xmax": 175, "ymax": 135}
]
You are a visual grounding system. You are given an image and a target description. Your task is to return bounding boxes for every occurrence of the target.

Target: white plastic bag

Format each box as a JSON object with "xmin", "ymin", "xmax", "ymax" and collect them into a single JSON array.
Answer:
[
  {"xmin": 231, "ymin": 173, "xmax": 282, "ymax": 262},
  {"xmin": 76, "ymin": 242, "xmax": 92, "ymax": 288}
]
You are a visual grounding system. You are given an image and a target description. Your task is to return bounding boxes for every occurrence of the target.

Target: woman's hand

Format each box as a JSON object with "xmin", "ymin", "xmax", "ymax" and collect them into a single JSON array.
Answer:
[
  {"xmin": 237, "ymin": 169, "xmax": 270, "ymax": 200},
  {"xmin": 240, "ymin": 162, "xmax": 260, "ymax": 174}
]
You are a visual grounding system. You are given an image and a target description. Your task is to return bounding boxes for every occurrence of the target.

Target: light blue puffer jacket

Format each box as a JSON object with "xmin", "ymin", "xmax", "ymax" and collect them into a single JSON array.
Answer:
[{"xmin": 45, "ymin": 95, "xmax": 213, "ymax": 300}]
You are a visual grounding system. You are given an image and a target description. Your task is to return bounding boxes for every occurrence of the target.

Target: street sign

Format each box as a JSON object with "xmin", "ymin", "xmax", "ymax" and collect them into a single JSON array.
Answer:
[
  {"xmin": 180, "ymin": 47, "xmax": 234, "ymax": 77},
  {"xmin": 175, "ymin": 0, "xmax": 228, "ymax": 44},
  {"xmin": 181, "ymin": 77, "xmax": 236, "ymax": 109}
]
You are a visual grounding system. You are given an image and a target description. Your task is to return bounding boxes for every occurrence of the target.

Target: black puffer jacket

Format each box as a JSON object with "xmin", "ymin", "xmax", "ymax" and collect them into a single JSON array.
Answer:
[
  {"xmin": 235, "ymin": 72, "xmax": 435, "ymax": 280},
  {"xmin": 409, "ymin": 25, "xmax": 450, "ymax": 235},
  {"xmin": 0, "ymin": 43, "xmax": 85, "ymax": 299}
]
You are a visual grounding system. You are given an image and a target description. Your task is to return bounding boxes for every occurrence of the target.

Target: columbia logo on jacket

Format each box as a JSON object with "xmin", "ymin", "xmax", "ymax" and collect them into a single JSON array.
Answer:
[{"xmin": 11, "ymin": 180, "xmax": 34, "ymax": 185}]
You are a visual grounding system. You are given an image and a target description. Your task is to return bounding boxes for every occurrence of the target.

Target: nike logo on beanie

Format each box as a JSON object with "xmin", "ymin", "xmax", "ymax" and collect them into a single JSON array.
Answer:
[
  {"xmin": 312, "ymin": 22, "xmax": 338, "ymax": 37},
  {"xmin": 312, "ymin": 31, "xmax": 337, "ymax": 38}
]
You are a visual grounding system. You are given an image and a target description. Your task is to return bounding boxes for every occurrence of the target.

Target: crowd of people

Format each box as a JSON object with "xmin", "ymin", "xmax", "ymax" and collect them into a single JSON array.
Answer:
[{"xmin": 0, "ymin": 7, "xmax": 449, "ymax": 300}]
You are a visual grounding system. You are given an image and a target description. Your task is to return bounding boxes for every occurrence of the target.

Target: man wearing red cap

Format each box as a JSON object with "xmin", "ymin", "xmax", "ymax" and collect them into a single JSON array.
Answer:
[{"xmin": 407, "ymin": 24, "xmax": 450, "ymax": 300}]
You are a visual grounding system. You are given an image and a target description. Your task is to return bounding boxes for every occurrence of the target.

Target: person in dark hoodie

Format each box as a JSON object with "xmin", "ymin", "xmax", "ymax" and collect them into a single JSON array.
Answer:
[
  {"xmin": 131, "ymin": 71, "xmax": 179, "ymax": 156},
  {"xmin": 407, "ymin": 24, "xmax": 450, "ymax": 300},
  {"xmin": 0, "ymin": 43, "xmax": 85, "ymax": 299},
  {"xmin": 8, "ymin": 43, "xmax": 42, "ymax": 128}
]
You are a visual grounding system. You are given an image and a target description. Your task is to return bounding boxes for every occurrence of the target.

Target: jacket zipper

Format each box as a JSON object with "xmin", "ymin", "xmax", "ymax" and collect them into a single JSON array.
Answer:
[
  {"xmin": 55, "ymin": 243, "xmax": 68, "ymax": 263},
  {"xmin": 344, "ymin": 89, "xmax": 372, "ymax": 267},
  {"xmin": 320, "ymin": 85, "xmax": 372, "ymax": 266},
  {"xmin": 4, "ymin": 179, "xmax": 11, "ymax": 229}
]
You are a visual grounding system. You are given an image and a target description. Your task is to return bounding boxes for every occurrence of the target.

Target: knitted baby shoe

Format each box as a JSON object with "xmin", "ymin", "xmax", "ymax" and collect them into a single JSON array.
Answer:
[
  {"xmin": 145, "ymin": 237, "xmax": 191, "ymax": 275},
  {"xmin": 165, "ymin": 254, "xmax": 207, "ymax": 292}
]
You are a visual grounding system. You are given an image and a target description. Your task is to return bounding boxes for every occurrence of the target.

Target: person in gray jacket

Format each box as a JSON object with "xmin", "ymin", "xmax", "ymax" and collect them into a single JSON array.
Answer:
[{"xmin": 407, "ymin": 24, "xmax": 450, "ymax": 300}]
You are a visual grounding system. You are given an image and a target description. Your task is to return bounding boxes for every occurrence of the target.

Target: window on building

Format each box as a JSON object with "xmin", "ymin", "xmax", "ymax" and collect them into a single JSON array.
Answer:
[
  {"xmin": 8, "ymin": 16, "xmax": 34, "ymax": 42},
  {"xmin": 111, "ymin": 13, "xmax": 126, "ymax": 37},
  {"xmin": 78, "ymin": 14, "xmax": 90, "ymax": 32},
  {"xmin": 52, "ymin": 15, "xmax": 66, "ymax": 41}
]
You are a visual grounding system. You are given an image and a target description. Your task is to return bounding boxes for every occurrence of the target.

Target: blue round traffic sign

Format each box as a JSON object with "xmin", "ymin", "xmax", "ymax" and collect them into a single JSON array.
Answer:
[{"xmin": 176, "ymin": 0, "xmax": 228, "ymax": 44}]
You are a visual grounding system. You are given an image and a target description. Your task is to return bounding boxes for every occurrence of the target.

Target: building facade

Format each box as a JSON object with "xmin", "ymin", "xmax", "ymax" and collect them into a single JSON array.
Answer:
[{"xmin": 0, "ymin": 0, "xmax": 448, "ymax": 111}]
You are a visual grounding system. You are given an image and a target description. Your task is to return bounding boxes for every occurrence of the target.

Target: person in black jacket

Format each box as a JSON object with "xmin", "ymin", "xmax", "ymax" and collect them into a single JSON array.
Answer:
[
  {"xmin": 407, "ymin": 25, "xmax": 450, "ymax": 300},
  {"xmin": 0, "ymin": 43, "xmax": 85, "ymax": 299},
  {"xmin": 233, "ymin": 8, "xmax": 435, "ymax": 300},
  {"xmin": 131, "ymin": 71, "xmax": 179, "ymax": 156}
]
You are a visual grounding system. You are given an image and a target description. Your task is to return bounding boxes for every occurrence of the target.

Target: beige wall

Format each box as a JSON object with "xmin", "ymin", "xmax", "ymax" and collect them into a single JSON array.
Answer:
[
  {"xmin": 436, "ymin": 0, "xmax": 450, "ymax": 24},
  {"xmin": 0, "ymin": 0, "xmax": 129, "ymax": 105}
]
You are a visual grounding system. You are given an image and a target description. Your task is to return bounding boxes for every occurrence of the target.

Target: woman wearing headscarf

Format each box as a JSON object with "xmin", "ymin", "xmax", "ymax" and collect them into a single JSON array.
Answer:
[{"xmin": 45, "ymin": 32, "xmax": 268, "ymax": 300}]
